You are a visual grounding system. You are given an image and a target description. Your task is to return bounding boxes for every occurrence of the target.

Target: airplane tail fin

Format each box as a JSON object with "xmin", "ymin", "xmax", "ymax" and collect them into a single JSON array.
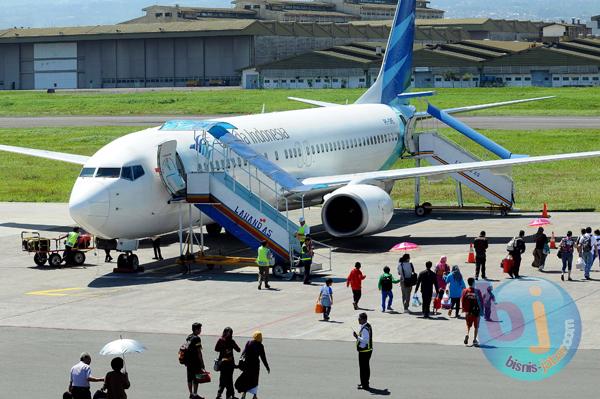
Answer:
[{"xmin": 355, "ymin": 0, "xmax": 416, "ymax": 106}]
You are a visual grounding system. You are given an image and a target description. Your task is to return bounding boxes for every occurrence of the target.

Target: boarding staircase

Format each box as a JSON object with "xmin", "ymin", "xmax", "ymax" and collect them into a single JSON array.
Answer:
[{"xmin": 412, "ymin": 131, "xmax": 514, "ymax": 212}]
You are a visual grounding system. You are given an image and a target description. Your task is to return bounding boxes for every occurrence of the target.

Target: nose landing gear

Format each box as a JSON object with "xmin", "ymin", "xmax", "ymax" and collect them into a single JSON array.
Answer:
[{"xmin": 115, "ymin": 252, "xmax": 142, "ymax": 272}]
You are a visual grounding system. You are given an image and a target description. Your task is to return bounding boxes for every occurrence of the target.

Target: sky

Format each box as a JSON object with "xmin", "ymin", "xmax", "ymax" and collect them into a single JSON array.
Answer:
[{"xmin": 0, "ymin": 0, "xmax": 596, "ymax": 29}]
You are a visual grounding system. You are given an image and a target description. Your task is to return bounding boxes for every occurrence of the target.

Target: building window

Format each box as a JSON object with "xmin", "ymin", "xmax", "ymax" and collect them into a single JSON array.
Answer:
[
  {"xmin": 524, "ymin": 77, "xmax": 531, "ymax": 81},
  {"xmin": 264, "ymin": 79, "xmax": 270, "ymax": 83},
  {"xmin": 435, "ymin": 77, "xmax": 442, "ymax": 82},
  {"xmin": 553, "ymin": 77, "xmax": 560, "ymax": 81},
  {"xmin": 582, "ymin": 76, "xmax": 589, "ymax": 81},
  {"xmin": 165, "ymin": 12, "xmax": 172, "ymax": 17},
  {"xmin": 155, "ymin": 13, "xmax": 163, "ymax": 17},
  {"xmin": 505, "ymin": 77, "xmax": 512, "ymax": 81},
  {"xmin": 563, "ymin": 77, "xmax": 570, "ymax": 81},
  {"xmin": 572, "ymin": 77, "xmax": 579, "ymax": 81},
  {"xmin": 515, "ymin": 77, "xmax": 522, "ymax": 81},
  {"xmin": 359, "ymin": 78, "xmax": 365, "ymax": 82},
  {"xmin": 593, "ymin": 77, "xmax": 599, "ymax": 81}
]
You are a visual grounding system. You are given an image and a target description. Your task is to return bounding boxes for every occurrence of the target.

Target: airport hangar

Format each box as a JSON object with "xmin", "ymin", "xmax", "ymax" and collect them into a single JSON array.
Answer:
[{"xmin": 0, "ymin": 17, "xmax": 550, "ymax": 91}]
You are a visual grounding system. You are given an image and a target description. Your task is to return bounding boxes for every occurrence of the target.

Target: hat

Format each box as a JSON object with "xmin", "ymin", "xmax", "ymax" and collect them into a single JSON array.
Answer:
[{"xmin": 299, "ymin": 216, "xmax": 305, "ymax": 223}]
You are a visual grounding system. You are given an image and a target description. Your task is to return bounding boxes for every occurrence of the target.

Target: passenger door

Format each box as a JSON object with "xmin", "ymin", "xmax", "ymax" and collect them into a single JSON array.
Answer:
[{"xmin": 157, "ymin": 140, "xmax": 186, "ymax": 196}]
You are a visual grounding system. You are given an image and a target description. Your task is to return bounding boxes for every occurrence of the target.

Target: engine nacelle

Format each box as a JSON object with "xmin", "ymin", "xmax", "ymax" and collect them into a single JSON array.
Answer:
[{"xmin": 321, "ymin": 184, "xmax": 394, "ymax": 237}]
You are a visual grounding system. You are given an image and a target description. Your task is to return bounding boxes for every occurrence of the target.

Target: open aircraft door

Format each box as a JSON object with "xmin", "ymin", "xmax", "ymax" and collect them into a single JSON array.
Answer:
[{"xmin": 157, "ymin": 140, "xmax": 187, "ymax": 196}]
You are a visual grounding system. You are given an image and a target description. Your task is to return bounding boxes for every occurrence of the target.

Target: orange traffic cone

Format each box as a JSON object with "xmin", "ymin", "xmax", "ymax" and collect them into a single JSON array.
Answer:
[
  {"xmin": 467, "ymin": 243, "xmax": 476, "ymax": 263},
  {"xmin": 541, "ymin": 203, "xmax": 549, "ymax": 218},
  {"xmin": 550, "ymin": 232, "xmax": 557, "ymax": 249}
]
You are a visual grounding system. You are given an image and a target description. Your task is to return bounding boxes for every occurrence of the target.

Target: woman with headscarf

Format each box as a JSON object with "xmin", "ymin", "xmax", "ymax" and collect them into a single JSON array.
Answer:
[
  {"xmin": 215, "ymin": 327, "xmax": 241, "ymax": 399},
  {"xmin": 443, "ymin": 265, "xmax": 466, "ymax": 318},
  {"xmin": 434, "ymin": 256, "xmax": 450, "ymax": 290},
  {"xmin": 235, "ymin": 331, "xmax": 270, "ymax": 399}
]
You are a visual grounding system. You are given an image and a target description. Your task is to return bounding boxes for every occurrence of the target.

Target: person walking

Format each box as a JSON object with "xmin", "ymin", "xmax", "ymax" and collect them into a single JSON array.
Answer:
[
  {"xmin": 473, "ymin": 231, "xmax": 489, "ymax": 280},
  {"xmin": 103, "ymin": 357, "xmax": 130, "ymax": 399},
  {"xmin": 318, "ymin": 278, "xmax": 334, "ymax": 321},
  {"xmin": 578, "ymin": 227, "xmax": 596, "ymax": 280},
  {"xmin": 434, "ymin": 256, "xmax": 450, "ymax": 290},
  {"xmin": 353, "ymin": 312, "xmax": 373, "ymax": 390},
  {"xmin": 444, "ymin": 266, "xmax": 466, "ymax": 318},
  {"xmin": 152, "ymin": 235, "xmax": 163, "ymax": 260},
  {"xmin": 346, "ymin": 262, "xmax": 366, "ymax": 310},
  {"xmin": 235, "ymin": 332, "xmax": 270, "ymax": 399},
  {"xmin": 397, "ymin": 254, "xmax": 416, "ymax": 312},
  {"xmin": 593, "ymin": 229, "xmax": 600, "ymax": 269},
  {"xmin": 378, "ymin": 266, "xmax": 400, "ymax": 312},
  {"xmin": 104, "ymin": 249, "xmax": 113, "ymax": 263},
  {"xmin": 68, "ymin": 352, "xmax": 104, "ymax": 399},
  {"xmin": 461, "ymin": 277, "xmax": 483, "ymax": 346},
  {"xmin": 508, "ymin": 231, "xmax": 526, "ymax": 278},
  {"xmin": 415, "ymin": 261, "xmax": 439, "ymax": 318},
  {"xmin": 559, "ymin": 231, "xmax": 575, "ymax": 281},
  {"xmin": 256, "ymin": 241, "xmax": 272, "ymax": 290},
  {"xmin": 532, "ymin": 227, "xmax": 548, "ymax": 269},
  {"xmin": 300, "ymin": 235, "xmax": 314, "ymax": 285},
  {"xmin": 215, "ymin": 327, "xmax": 241, "ymax": 399},
  {"xmin": 184, "ymin": 322, "xmax": 206, "ymax": 399}
]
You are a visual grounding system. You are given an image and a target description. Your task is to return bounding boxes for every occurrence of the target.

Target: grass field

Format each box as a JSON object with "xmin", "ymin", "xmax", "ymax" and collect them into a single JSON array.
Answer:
[
  {"xmin": 1, "ymin": 126, "xmax": 599, "ymax": 211},
  {"xmin": 0, "ymin": 87, "xmax": 599, "ymax": 116}
]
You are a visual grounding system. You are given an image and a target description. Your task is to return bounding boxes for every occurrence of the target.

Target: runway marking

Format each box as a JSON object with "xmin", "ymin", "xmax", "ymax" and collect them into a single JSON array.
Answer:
[
  {"xmin": 26, "ymin": 287, "xmax": 85, "ymax": 296},
  {"xmin": 25, "ymin": 287, "xmax": 121, "ymax": 297}
]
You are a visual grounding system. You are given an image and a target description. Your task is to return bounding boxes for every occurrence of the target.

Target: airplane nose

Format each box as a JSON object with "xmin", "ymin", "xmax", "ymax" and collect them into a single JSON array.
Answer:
[{"xmin": 69, "ymin": 180, "xmax": 110, "ymax": 235}]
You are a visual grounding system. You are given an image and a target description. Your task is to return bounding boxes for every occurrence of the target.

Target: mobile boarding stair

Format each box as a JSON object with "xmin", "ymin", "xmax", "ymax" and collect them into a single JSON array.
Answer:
[
  {"xmin": 407, "ymin": 103, "xmax": 518, "ymax": 216},
  {"xmin": 160, "ymin": 120, "xmax": 331, "ymax": 277}
]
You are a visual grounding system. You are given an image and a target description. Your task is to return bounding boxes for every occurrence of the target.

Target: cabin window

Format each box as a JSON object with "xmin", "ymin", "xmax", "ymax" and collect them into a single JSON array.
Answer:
[
  {"xmin": 293, "ymin": 148, "xmax": 298, "ymax": 157},
  {"xmin": 311, "ymin": 145, "xmax": 315, "ymax": 154},
  {"xmin": 275, "ymin": 151, "xmax": 279, "ymax": 161},
  {"xmin": 284, "ymin": 149, "xmax": 289, "ymax": 159}
]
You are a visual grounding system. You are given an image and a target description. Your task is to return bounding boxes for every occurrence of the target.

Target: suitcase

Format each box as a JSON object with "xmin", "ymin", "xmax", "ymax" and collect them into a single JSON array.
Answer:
[
  {"xmin": 502, "ymin": 256, "xmax": 514, "ymax": 273},
  {"xmin": 23, "ymin": 237, "xmax": 50, "ymax": 252}
]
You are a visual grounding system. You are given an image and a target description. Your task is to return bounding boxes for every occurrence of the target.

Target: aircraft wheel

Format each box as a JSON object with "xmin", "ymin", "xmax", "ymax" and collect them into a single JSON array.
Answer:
[
  {"xmin": 415, "ymin": 206, "xmax": 427, "ymax": 217},
  {"xmin": 206, "ymin": 223, "xmax": 223, "ymax": 237},
  {"xmin": 128, "ymin": 254, "xmax": 139, "ymax": 270},
  {"xmin": 117, "ymin": 254, "xmax": 128, "ymax": 269},
  {"xmin": 34, "ymin": 253, "xmax": 48, "ymax": 266},
  {"xmin": 423, "ymin": 202, "xmax": 433, "ymax": 215},
  {"xmin": 72, "ymin": 251, "xmax": 86, "ymax": 266},
  {"xmin": 48, "ymin": 253, "xmax": 62, "ymax": 267},
  {"xmin": 272, "ymin": 265, "xmax": 287, "ymax": 277}
]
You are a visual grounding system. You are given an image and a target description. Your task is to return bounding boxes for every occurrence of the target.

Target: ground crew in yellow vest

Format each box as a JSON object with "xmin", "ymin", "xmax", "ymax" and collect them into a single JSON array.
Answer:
[
  {"xmin": 295, "ymin": 217, "xmax": 310, "ymax": 244},
  {"xmin": 62, "ymin": 226, "xmax": 80, "ymax": 265},
  {"xmin": 353, "ymin": 312, "xmax": 373, "ymax": 390},
  {"xmin": 256, "ymin": 240, "xmax": 272, "ymax": 290},
  {"xmin": 301, "ymin": 235, "xmax": 314, "ymax": 285}
]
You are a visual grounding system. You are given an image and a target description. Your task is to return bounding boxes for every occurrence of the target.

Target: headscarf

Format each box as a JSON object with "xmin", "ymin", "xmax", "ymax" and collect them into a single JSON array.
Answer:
[
  {"xmin": 451, "ymin": 265, "xmax": 463, "ymax": 282},
  {"xmin": 252, "ymin": 331, "xmax": 263, "ymax": 343},
  {"xmin": 436, "ymin": 256, "xmax": 448, "ymax": 275}
]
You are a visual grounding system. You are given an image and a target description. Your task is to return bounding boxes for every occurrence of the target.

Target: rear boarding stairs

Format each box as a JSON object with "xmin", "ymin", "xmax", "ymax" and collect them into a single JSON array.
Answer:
[{"xmin": 159, "ymin": 120, "xmax": 331, "ymax": 277}]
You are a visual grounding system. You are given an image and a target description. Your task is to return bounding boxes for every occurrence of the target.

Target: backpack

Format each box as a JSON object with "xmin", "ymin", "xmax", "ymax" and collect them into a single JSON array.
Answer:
[
  {"xmin": 506, "ymin": 237, "xmax": 517, "ymax": 252},
  {"xmin": 178, "ymin": 335, "xmax": 193, "ymax": 365},
  {"xmin": 381, "ymin": 274, "xmax": 393, "ymax": 291},
  {"xmin": 580, "ymin": 235, "xmax": 592, "ymax": 252},
  {"xmin": 465, "ymin": 289, "xmax": 480, "ymax": 317}
]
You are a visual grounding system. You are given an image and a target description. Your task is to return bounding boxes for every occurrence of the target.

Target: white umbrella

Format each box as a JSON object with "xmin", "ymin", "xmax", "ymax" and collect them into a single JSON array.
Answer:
[{"xmin": 100, "ymin": 337, "xmax": 147, "ymax": 371}]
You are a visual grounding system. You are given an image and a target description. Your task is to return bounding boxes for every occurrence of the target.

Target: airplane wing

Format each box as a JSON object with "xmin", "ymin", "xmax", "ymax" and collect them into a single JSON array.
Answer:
[
  {"xmin": 302, "ymin": 150, "xmax": 600, "ymax": 187},
  {"xmin": 0, "ymin": 144, "xmax": 89, "ymax": 165},
  {"xmin": 287, "ymin": 97, "xmax": 340, "ymax": 108},
  {"xmin": 414, "ymin": 96, "xmax": 555, "ymax": 119}
]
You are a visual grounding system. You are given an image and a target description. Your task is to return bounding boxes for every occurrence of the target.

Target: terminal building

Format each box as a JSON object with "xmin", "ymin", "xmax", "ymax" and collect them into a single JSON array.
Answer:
[{"xmin": 245, "ymin": 38, "xmax": 600, "ymax": 89}]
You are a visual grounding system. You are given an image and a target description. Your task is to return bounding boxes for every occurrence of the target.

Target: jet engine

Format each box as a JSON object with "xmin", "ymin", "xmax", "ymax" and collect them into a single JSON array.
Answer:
[{"xmin": 321, "ymin": 184, "xmax": 394, "ymax": 237}]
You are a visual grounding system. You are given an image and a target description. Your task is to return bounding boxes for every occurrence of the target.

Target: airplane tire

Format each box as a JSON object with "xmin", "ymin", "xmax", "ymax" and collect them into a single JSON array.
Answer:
[
  {"xmin": 48, "ymin": 253, "xmax": 62, "ymax": 267},
  {"xmin": 34, "ymin": 253, "xmax": 47, "ymax": 266},
  {"xmin": 415, "ymin": 206, "xmax": 427, "ymax": 217},
  {"xmin": 72, "ymin": 251, "xmax": 86, "ymax": 266},
  {"xmin": 423, "ymin": 202, "xmax": 433, "ymax": 215},
  {"xmin": 206, "ymin": 223, "xmax": 223, "ymax": 237},
  {"xmin": 117, "ymin": 254, "xmax": 128, "ymax": 269},
  {"xmin": 128, "ymin": 254, "xmax": 139, "ymax": 270}
]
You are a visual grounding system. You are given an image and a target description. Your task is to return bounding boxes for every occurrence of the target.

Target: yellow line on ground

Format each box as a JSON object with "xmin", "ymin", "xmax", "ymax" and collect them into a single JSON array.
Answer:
[{"xmin": 26, "ymin": 287, "xmax": 85, "ymax": 297}]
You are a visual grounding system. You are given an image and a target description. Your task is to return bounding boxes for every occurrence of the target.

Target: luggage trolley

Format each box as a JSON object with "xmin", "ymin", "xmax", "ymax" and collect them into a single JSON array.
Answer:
[{"xmin": 21, "ymin": 231, "xmax": 95, "ymax": 267}]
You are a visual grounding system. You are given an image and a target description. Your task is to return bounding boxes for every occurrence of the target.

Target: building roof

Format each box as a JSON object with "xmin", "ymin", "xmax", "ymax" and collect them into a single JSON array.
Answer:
[
  {"xmin": 281, "ymin": 10, "xmax": 359, "ymax": 18},
  {"xmin": 462, "ymin": 39, "xmax": 534, "ymax": 53}
]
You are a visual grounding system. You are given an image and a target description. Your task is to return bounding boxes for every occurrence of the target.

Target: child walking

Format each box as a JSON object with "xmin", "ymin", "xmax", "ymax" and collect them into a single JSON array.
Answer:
[
  {"xmin": 483, "ymin": 285, "xmax": 496, "ymax": 321},
  {"xmin": 318, "ymin": 278, "xmax": 334, "ymax": 321},
  {"xmin": 433, "ymin": 288, "xmax": 444, "ymax": 315}
]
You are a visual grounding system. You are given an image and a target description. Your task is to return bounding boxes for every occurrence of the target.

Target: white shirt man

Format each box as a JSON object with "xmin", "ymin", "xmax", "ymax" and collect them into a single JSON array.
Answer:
[{"xmin": 69, "ymin": 352, "xmax": 103, "ymax": 399}]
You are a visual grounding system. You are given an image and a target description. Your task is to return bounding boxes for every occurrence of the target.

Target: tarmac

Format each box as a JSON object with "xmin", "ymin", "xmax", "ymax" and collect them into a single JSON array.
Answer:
[
  {"xmin": 1, "ymin": 202, "xmax": 600, "ymax": 397},
  {"xmin": 1, "ymin": 115, "xmax": 598, "ymax": 129}
]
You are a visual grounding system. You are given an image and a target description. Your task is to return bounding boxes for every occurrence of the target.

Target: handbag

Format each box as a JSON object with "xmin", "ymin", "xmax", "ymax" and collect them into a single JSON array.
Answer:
[
  {"xmin": 403, "ymin": 263, "xmax": 418, "ymax": 287},
  {"xmin": 576, "ymin": 257, "xmax": 585, "ymax": 271},
  {"xmin": 315, "ymin": 302, "xmax": 324, "ymax": 313},
  {"xmin": 411, "ymin": 293, "xmax": 422, "ymax": 308},
  {"xmin": 557, "ymin": 249, "xmax": 563, "ymax": 259},
  {"xmin": 92, "ymin": 390, "xmax": 107, "ymax": 399},
  {"xmin": 213, "ymin": 358, "xmax": 221, "ymax": 372},
  {"xmin": 195, "ymin": 371, "xmax": 212, "ymax": 384},
  {"xmin": 237, "ymin": 352, "xmax": 247, "ymax": 371}
]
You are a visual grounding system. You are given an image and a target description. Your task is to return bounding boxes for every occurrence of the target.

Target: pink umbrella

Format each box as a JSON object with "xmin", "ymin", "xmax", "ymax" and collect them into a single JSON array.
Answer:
[
  {"xmin": 390, "ymin": 242, "xmax": 420, "ymax": 252},
  {"xmin": 528, "ymin": 218, "xmax": 551, "ymax": 227}
]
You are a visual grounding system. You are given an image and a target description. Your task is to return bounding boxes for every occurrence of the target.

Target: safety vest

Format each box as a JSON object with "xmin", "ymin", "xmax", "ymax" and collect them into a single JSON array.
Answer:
[
  {"xmin": 256, "ymin": 246, "xmax": 270, "ymax": 267},
  {"xmin": 66, "ymin": 231, "xmax": 79, "ymax": 247},
  {"xmin": 301, "ymin": 245, "xmax": 312, "ymax": 261},
  {"xmin": 297, "ymin": 225, "xmax": 307, "ymax": 242},
  {"xmin": 356, "ymin": 323, "xmax": 373, "ymax": 352}
]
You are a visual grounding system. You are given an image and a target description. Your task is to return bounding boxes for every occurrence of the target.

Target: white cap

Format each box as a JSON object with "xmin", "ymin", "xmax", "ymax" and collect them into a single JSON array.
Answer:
[{"xmin": 299, "ymin": 217, "xmax": 305, "ymax": 222}]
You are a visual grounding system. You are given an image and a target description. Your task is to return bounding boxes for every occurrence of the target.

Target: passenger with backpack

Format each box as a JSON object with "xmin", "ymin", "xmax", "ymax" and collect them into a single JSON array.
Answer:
[
  {"xmin": 398, "ymin": 254, "xmax": 417, "ymax": 312},
  {"xmin": 507, "ymin": 231, "xmax": 526, "ymax": 278},
  {"xmin": 180, "ymin": 322, "xmax": 206, "ymax": 399},
  {"xmin": 378, "ymin": 266, "xmax": 400, "ymax": 312},
  {"xmin": 461, "ymin": 277, "xmax": 483, "ymax": 346},
  {"xmin": 559, "ymin": 231, "xmax": 575, "ymax": 281},
  {"xmin": 414, "ymin": 261, "xmax": 439, "ymax": 318},
  {"xmin": 578, "ymin": 227, "xmax": 596, "ymax": 280}
]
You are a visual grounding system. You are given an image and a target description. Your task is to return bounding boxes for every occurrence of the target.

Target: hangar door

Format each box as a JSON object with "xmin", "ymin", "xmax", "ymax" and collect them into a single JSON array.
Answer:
[{"xmin": 34, "ymin": 42, "xmax": 77, "ymax": 89}]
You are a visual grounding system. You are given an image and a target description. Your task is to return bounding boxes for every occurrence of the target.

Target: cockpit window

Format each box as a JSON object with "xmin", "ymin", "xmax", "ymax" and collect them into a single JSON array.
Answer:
[
  {"xmin": 120, "ymin": 165, "xmax": 145, "ymax": 181},
  {"xmin": 133, "ymin": 165, "xmax": 145, "ymax": 180},
  {"xmin": 79, "ymin": 167, "xmax": 96, "ymax": 177},
  {"xmin": 96, "ymin": 168, "xmax": 121, "ymax": 178},
  {"xmin": 121, "ymin": 167, "xmax": 133, "ymax": 181}
]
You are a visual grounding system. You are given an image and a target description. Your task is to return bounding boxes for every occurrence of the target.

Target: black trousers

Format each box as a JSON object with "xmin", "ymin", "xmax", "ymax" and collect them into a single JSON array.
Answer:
[
  {"xmin": 421, "ymin": 292, "xmax": 432, "ymax": 317},
  {"xmin": 512, "ymin": 254, "xmax": 522, "ymax": 277},
  {"xmin": 352, "ymin": 289, "xmax": 362, "ymax": 305},
  {"xmin": 152, "ymin": 238, "xmax": 162, "ymax": 259},
  {"xmin": 218, "ymin": 361, "xmax": 235, "ymax": 398},
  {"xmin": 71, "ymin": 386, "xmax": 91, "ymax": 399},
  {"xmin": 358, "ymin": 351, "xmax": 372, "ymax": 388},
  {"xmin": 475, "ymin": 255, "xmax": 486, "ymax": 278},
  {"xmin": 302, "ymin": 259, "xmax": 312, "ymax": 283}
]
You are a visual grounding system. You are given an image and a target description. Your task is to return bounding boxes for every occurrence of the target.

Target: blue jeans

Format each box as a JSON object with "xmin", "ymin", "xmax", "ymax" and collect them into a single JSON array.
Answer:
[
  {"xmin": 583, "ymin": 252, "xmax": 593, "ymax": 278},
  {"xmin": 561, "ymin": 252, "xmax": 573, "ymax": 273},
  {"xmin": 382, "ymin": 290, "xmax": 393, "ymax": 310}
]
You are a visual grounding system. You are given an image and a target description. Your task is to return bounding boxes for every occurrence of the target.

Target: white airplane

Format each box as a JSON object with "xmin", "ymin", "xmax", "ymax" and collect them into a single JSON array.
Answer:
[{"xmin": 2, "ymin": 0, "xmax": 600, "ymax": 263}]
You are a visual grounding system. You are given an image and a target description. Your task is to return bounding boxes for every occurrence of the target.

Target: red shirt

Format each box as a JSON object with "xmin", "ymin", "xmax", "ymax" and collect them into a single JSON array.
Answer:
[
  {"xmin": 460, "ymin": 287, "xmax": 483, "ymax": 314},
  {"xmin": 346, "ymin": 268, "xmax": 366, "ymax": 290}
]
